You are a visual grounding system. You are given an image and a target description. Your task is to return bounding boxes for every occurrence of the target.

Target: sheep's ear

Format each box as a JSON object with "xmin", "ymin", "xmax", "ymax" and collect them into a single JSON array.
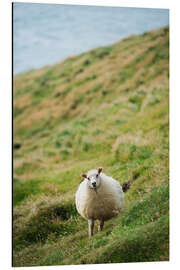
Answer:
[
  {"xmin": 98, "ymin": 168, "xmax": 102, "ymax": 174},
  {"xmin": 81, "ymin": 173, "xmax": 87, "ymax": 178}
]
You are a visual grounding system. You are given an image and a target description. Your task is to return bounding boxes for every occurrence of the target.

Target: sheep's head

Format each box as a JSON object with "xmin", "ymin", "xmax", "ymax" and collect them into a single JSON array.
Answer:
[{"xmin": 81, "ymin": 168, "xmax": 102, "ymax": 189}]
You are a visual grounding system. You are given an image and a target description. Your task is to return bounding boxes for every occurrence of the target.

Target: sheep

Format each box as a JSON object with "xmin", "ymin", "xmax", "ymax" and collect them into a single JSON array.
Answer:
[{"xmin": 75, "ymin": 168, "xmax": 124, "ymax": 237}]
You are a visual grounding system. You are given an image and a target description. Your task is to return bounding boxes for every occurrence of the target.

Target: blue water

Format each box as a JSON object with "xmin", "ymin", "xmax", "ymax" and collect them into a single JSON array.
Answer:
[{"xmin": 13, "ymin": 3, "xmax": 169, "ymax": 75}]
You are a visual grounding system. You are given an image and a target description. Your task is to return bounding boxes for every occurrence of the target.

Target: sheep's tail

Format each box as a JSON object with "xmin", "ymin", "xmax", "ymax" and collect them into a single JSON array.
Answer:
[{"xmin": 122, "ymin": 181, "xmax": 131, "ymax": 192}]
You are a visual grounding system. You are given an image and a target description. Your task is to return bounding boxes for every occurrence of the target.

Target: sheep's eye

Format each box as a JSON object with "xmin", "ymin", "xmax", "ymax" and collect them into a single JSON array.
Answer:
[
  {"xmin": 96, "ymin": 174, "xmax": 98, "ymax": 178},
  {"xmin": 88, "ymin": 177, "xmax": 90, "ymax": 181}
]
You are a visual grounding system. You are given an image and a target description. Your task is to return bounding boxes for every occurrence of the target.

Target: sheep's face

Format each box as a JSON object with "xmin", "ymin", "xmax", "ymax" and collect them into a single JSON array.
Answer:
[{"xmin": 81, "ymin": 168, "xmax": 102, "ymax": 190}]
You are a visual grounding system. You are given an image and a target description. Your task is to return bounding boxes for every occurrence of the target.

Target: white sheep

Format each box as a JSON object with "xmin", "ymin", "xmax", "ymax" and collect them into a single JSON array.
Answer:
[{"xmin": 75, "ymin": 168, "xmax": 124, "ymax": 237}]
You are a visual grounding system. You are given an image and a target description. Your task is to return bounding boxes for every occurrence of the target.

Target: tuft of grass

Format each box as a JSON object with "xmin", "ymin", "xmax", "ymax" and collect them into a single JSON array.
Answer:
[
  {"xmin": 14, "ymin": 106, "xmax": 24, "ymax": 118},
  {"xmin": 119, "ymin": 65, "xmax": 134, "ymax": 83},
  {"xmin": 14, "ymin": 162, "xmax": 40, "ymax": 176},
  {"xmin": 128, "ymin": 91, "xmax": 146, "ymax": 112},
  {"xmin": 61, "ymin": 86, "xmax": 73, "ymax": 96},
  {"xmin": 82, "ymin": 142, "xmax": 92, "ymax": 152},
  {"xmin": 90, "ymin": 46, "xmax": 112, "ymax": 59},
  {"xmin": 55, "ymin": 141, "xmax": 62, "ymax": 148},
  {"xmin": 60, "ymin": 149, "xmax": 70, "ymax": 160},
  {"xmin": 83, "ymin": 59, "xmax": 91, "ymax": 66}
]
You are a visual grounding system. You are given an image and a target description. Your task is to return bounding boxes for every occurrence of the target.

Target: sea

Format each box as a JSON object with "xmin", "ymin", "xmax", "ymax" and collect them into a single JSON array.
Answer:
[{"xmin": 13, "ymin": 3, "xmax": 169, "ymax": 75}]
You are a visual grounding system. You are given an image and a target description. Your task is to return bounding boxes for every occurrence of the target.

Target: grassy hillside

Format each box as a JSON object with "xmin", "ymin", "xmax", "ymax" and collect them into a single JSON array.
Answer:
[{"xmin": 13, "ymin": 26, "xmax": 169, "ymax": 266}]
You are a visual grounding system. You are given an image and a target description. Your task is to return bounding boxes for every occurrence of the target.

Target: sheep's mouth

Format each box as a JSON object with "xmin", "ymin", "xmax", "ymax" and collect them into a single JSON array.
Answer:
[
  {"xmin": 89, "ymin": 184, "xmax": 97, "ymax": 191},
  {"xmin": 93, "ymin": 187, "xmax": 98, "ymax": 194}
]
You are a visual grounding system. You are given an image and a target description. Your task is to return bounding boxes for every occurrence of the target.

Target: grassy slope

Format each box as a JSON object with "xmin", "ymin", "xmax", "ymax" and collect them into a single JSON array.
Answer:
[{"xmin": 13, "ymin": 26, "xmax": 169, "ymax": 266}]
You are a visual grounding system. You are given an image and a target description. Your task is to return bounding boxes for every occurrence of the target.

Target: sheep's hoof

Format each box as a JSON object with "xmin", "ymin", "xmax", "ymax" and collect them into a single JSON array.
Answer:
[
  {"xmin": 99, "ymin": 220, "xmax": 104, "ymax": 232},
  {"xmin": 88, "ymin": 231, "xmax": 93, "ymax": 237}
]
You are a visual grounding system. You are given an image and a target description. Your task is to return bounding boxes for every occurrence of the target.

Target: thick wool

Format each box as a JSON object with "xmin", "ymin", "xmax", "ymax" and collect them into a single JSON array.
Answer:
[{"xmin": 75, "ymin": 171, "xmax": 124, "ymax": 221}]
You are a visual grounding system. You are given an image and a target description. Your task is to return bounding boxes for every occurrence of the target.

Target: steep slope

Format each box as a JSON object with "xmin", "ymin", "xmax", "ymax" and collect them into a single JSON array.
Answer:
[{"xmin": 13, "ymin": 26, "xmax": 169, "ymax": 266}]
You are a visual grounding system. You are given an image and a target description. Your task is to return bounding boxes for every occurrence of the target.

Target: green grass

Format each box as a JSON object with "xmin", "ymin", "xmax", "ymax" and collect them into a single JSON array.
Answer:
[
  {"xmin": 13, "ymin": 199, "xmax": 79, "ymax": 249},
  {"xmin": 13, "ymin": 26, "xmax": 169, "ymax": 266},
  {"xmin": 13, "ymin": 178, "xmax": 43, "ymax": 206},
  {"xmin": 14, "ymin": 186, "xmax": 168, "ymax": 266}
]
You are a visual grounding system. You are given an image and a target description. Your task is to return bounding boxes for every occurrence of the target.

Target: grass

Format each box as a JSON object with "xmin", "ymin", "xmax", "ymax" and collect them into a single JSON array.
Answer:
[
  {"xmin": 13, "ymin": 178, "xmax": 43, "ymax": 206},
  {"xmin": 13, "ymin": 198, "xmax": 79, "ymax": 249},
  {"xmin": 13, "ymin": 26, "xmax": 169, "ymax": 266}
]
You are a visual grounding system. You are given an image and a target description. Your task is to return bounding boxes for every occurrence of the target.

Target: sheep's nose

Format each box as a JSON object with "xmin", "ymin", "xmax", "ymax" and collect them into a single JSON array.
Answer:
[{"xmin": 92, "ymin": 182, "xmax": 96, "ymax": 187}]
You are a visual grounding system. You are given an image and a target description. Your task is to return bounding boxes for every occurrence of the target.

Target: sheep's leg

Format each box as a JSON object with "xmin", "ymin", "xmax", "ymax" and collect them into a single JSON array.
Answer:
[
  {"xmin": 99, "ymin": 220, "xmax": 104, "ymax": 232},
  {"xmin": 88, "ymin": 219, "xmax": 94, "ymax": 237}
]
